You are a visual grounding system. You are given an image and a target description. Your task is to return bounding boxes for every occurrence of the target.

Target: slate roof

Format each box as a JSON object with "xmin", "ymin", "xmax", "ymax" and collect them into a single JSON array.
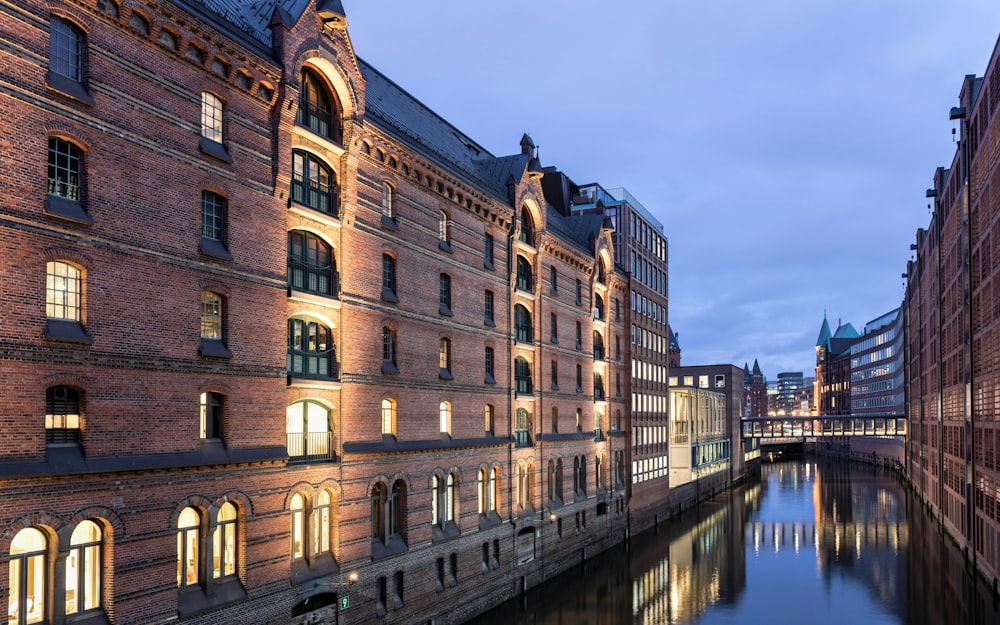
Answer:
[
  {"xmin": 181, "ymin": 0, "xmax": 309, "ymax": 47},
  {"xmin": 816, "ymin": 315, "xmax": 832, "ymax": 347}
]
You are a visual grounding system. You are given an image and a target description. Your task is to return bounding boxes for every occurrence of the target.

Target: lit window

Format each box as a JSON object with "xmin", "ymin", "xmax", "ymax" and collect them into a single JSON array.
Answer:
[
  {"xmin": 381, "ymin": 399, "xmax": 396, "ymax": 436},
  {"xmin": 46, "ymin": 261, "xmax": 81, "ymax": 320},
  {"xmin": 439, "ymin": 338, "xmax": 451, "ymax": 378},
  {"xmin": 287, "ymin": 317, "xmax": 336, "ymax": 378},
  {"xmin": 200, "ymin": 291, "xmax": 223, "ymax": 340},
  {"xmin": 9, "ymin": 527, "xmax": 47, "ymax": 624},
  {"xmin": 199, "ymin": 391, "xmax": 223, "ymax": 440},
  {"xmin": 439, "ymin": 211, "xmax": 449, "ymax": 244},
  {"xmin": 66, "ymin": 521, "xmax": 101, "ymax": 615},
  {"xmin": 484, "ymin": 404, "xmax": 494, "ymax": 434},
  {"xmin": 200, "ymin": 92, "xmax": 223, "ymax": 143},
  {"xmin": 439, "ymin": 401, "xmax": 451, "ymax": 435},
  {"xmin": 381, "ymin": 182, "xmax": 394, "ymax": 219},
  {"xmin": 177, "ymin": 507, "xmax": 200, "ymax": 587},
  {"xmin": 298, "ymin": 69, "xmax": 342, "ymax": 142},
  {"xmin": 46, "ymin": 385, "xmax": 81, "ymax": 444},
  {"xmin": 315, "ymin": 490, "xmax": 331, "ymax": 555},
  {"xmin": 212, "ymin": 503, "xmax": 237, "ymax": 579},
  {"xmin": 285, "ymin": 400, "xmax": 331, "ymax": 462},
  {"xmin": 290, "ymin": 493, "xmax": 305, "ymax": 560}
]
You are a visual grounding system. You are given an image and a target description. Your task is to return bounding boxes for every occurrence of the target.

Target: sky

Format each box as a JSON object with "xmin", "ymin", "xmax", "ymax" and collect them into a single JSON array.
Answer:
[{"xmin": 342, "ymin": 1, "xmax": 1000, "ymax": 377}]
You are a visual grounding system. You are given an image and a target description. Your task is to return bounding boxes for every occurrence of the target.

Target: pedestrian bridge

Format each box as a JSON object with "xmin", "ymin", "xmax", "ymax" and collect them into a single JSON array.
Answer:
[
  {"xmin": 747, "ymin": 518, "xmax": 909, "ymax": 553},
  {"xmin": 741, "ymin": 415, "xmax": 907, "ymax": 439}
]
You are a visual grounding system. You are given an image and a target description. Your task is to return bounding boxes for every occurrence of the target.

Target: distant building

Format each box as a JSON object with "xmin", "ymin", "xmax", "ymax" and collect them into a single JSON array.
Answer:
[
  {"xmin": 776, "ymin": 372, "xmax": 804, "ymax": 415},
  {"xmin": 744, "ymin": 359, "xmax": 768, "ymax": 417},
  {"xmin": 850, "ymin": 308, "xmax": 905, "ymax": 417},
  {"xmin": 814, "ymin": 314, "xmax": 859, "ymax": 414},
  {"xmin": 668, "ymin": 325, "xmax": 681, "ymax": 367}
]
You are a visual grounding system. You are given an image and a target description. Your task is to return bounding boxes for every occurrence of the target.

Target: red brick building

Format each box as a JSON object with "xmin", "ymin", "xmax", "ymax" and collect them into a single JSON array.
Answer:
[{"xmin": 0, "ymin": 1, "xmax": 662, "ymax": 623}]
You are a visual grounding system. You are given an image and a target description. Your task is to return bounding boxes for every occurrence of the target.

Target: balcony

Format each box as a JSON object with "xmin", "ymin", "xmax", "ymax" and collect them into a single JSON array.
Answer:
[
  {"xmin": 287, "ymin": 431, "xmax": 335, "ymax": 463},
  {"xmin": 288, "ymin": 259, "xmax": 339, "ymax": 298},
  {"xmin": 287, "ymin": 349, "xmax": 340, "ymax": 380}
]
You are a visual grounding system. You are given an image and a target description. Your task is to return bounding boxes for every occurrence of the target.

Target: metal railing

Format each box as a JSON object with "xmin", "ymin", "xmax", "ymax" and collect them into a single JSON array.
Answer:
[{"xmin": 287, "ymin": 431, "xmax": 335, "ymax": 462}]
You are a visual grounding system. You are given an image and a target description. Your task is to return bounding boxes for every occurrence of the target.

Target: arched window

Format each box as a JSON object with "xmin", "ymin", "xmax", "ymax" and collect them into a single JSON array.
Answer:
[
  {"xmin": 9, "ymin": 527, "xmax": 47, "ymax": 624},
  {"xmin": 517, "ymin": 463, "xmax": 528, "ymax": 509},
  {"xmin": 290, "ymin": 493, "xmax": 306, "ymax": 560},
  {"xmin": 50, "ymin": 17, "xmax": 84, "ymax": 82},
  {"xmin": 439, "ymin": 339, "xmax": 452, "ymax": 378},
  {"xmin": 370, "ymin": 483, "xmax": 386, "ymax": 544},
  {"xmin": 579, "ymin": 457, "xmax": 588, "ymax": 496},
  {"xmin": 438, "ymin": 211, "xmax": 450, "ymax": 245},
  {"xmin": 514, "ymin": 304, "xmax": 532, "ymax": 343},
  {"xmin": 381, "ymin": 253, "xmax": 397, "ymax": 300},
  {"xmin": 381, "ymin": 399, "xmax": 397, "ymax": 436},
  {"xmin": 46, "ymin": 261, "xmax": 82, "ymax": 321},
  {"xmin": 477, "ymin": 468, "xmax": 489, "ymax": 515},
  {"xmin": 547, "ymin": 459, "xmax": 557, "ymax": 502},
  {"xmin": 46, "ymin": 385, "xmax": 81, "ymax": 444},
  {"xmin": 200, "ymin": 92, "xmax": 223, "ymax": 143},
  {"xmin": 519, "ymin": 206, "xmax": 534, "ymax": 244},
  {"xmin": 288, "ymin": 231, "xmax": 335, "ymax": 296},
  {"xmin": 381, "ymin": 182, "xmax": 394, "ymax": 219},
  {"xmin": 388, "ymin": 480, "xmax": 405, "ymax": 539},
  {"xmin": 516, "ymin": 256, "xmax": 532, "ymax": 291},
  {"xmin": 177, "ymin": 507, "xmax": 200, "ymax": 587},
  {"xmin": 573, "ymin": 456, "xmax": 581, "ymax": 493},
  {"xmin": 286, "ymin": 400, "xmax": 331, "ymax": 462},
  {"xmin": 298, "ymin": 69, "xmax": 342, "ymax": 142},
  {"xmin": 213, "ymin": 502, "xmax": 237, "ymax": 579},
  {"xmin": 439, "ymin": 273, "xmax": 452, "ymax": 314},
  {"xmin": 597, "ymin": 259, "xmax": 607, "ymax": 285},
  {"xmin": 315, "ymin": 490, "xmax": 331, "ymax": 556},
  {"xmin": 292, "ymin": 150, "xmax": 337, "ymax": 216},
  {"xmin": 515, "ymin": 357, "xmax": 532, "ymax": 395},
  {"xmin": 594, "ymin": 373, "xmax": 605, "ymax": 401},
  {"xmin": 484, "ymin": 404, "xmax": 494, "ymax": 434},
  {"xmin": 66, "ymin": 521, "xmax": 101, "ymax": 615},
  {"xmin": 514, "ymin": 407, "xmax": 531, "ymax": 447},
  {"xmin": 595, "ymin": 294, "xmax": 605, "ymax": 320},
  {"xmin": 490, "ymin": 467, "xmax": 500, "ymax": 516},
  {"xmin": 381, "ymin": 327, "xmax": 397, "ymax": 373},
  {"xmin": 439, "ymin": 401, "xmax": 451, "ymax": 435},
  {"xmin": 287, "ymin": 317, "xmax": 336, "ymax": 379}
]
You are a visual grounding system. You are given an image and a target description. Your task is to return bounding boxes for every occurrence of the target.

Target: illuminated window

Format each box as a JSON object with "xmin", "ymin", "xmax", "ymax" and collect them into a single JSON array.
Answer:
[
  {"xmin": 46, "ymin": 261, "xmax": 81, "ymax": 321},
  {"xmin": 484, "ymin": 403, "xmax": 494, "ymax": 434},
  {"xmin": 438, "ymin": 211, "xmax": 449, "ymax": 244},
  {"xmin": 200, "ymin": 291, "xmax": 223, "ymax": 340},
  {"xmin": 287, "ymin": 317, "xmax": 336, "ymax": 378},
  {"xmin": 66, "ymin": 521, "xmax": 101, "ymax": 616},
  {"xmin": 381, "ymin": 399, "xmax": 396, "ymax": 436},
  {"xmin": 433, "ymin": 473, "xmax": 457, "ymax": 527},
  {"xmin": 439, "ymin": 401, "xmax": 451, "ymax": 435},
  {"xmin": 45, "ymin": 385, "xmax": 81, "ymax": 444},
  {"xmin": 199, "ymin": 391, "xmax": 223, "ymax": 440},
  {"xmin": 9, "ymin": 527, "xmax": 47, "ymax": 625},
  {"xmin": 212, "ymin": 503, "xmax": 237, "ymax": 579},
  {"xmin": 286, "ymin": 400, "xmax": 331, "ymax": 462},
  {"xmin": 439, "ymin": 338, "xmax": 452, "ymax": 378},
  {"xmin": 200, "ymin": 92, "xmax": 223, "ymax": 143},
  {"xmin": 381, "ymin": 182, "xmax": 394, "ymax": 219},
  {"xmin": 177, "ymin": 507, "xmax": 200, "ymax": 587},
  {"xmin": 288, "ymin": 230, "xmax": 335, "ymax": 296},
  {"xmin": 315, "ymin": 490, "xmax": 331, "ymax": 555},
  {"xmin": 290, "ymin": 493, "xmax": 306, "ymax": 560}
]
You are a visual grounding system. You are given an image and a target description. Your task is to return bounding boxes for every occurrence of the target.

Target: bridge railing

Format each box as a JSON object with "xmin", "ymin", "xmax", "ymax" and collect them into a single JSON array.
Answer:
[{"xmin": 741, "ymin": 416, "xmax": 907, "ymax": 439}]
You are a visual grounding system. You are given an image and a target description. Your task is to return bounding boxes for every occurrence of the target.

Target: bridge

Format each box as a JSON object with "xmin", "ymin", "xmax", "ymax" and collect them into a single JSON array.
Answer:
[
  {"xmin": 741, "ymin": 415, "xmax": 907, "ymax": 439},
  {"xmin": 746, "ymin": 518, "xmax": 909, "ymax": 553}
]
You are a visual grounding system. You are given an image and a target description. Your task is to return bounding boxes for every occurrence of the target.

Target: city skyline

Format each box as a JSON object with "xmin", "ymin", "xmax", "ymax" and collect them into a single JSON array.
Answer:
[{"xmin": 345, "ymin": 1, "xmax": 1000, "ymax": 375}]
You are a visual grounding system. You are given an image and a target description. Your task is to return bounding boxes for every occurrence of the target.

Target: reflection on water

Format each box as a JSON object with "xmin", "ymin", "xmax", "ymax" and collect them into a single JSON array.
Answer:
[{"xmin": 465, "ymin": 459, "xmax": 1000, "ymax": 625}]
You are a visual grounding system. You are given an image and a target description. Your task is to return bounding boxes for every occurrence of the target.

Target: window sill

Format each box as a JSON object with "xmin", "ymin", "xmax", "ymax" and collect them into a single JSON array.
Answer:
[
  {"xmin": 199, "ymin": 236, "xmax": 232, "ymax": 261},
  {"xmin": 439, "ymin": 369, "xmax": 453, "ymax": 381},
  {"xmin": 65, "ymin": 609, "xmax": 111, "ymax": 625},
  {"xmin": 371, "ymin": 535, "xmax": 407, "ymax": 561},
  {"xmin": 484, "ymin": 260, "xmax": 495, "ymax": 271},
  {"xmin": 431, "ymin": 521, "xmax": 461, "ymax": 544},
  {"xmin": 45, "ymin": 194, "xmax": 93, "ymax": 225},
  {"xmin": 199, "ymin": 338, "xmax": 232, "ymax": 359},
  {"xmin": 485, "ymin": 318, "xmax": 495, "ymax": 327},
  {"xmin": 289, "ymin": 552, "xmax": 339, "ymax": 585},
  {"xmin": 439, "ymin": 240, "xmax": 453, "ymax": 253},
  {"xmin": 439, "ymin": 304, "xmax": 453, "ymax": 317},
  {"xmin": 381, "ymin": 288, "xmax": 399, "ymax": 303},
  {"xmin": 44, "ymin": 319, "xmax": 93, "ymax": 345},
  {"xmin": 485, "ymin": 374, "xmax": 496, "ymax": 385},
  {"xmin": 478, "ymin": 512, "xmax": 502, "ymax": 530},
  {"xmin": 382, "ymin": 362, "xmax": 399, "ymax": 374},
  {"xmin": 177, "ymin": 579, "xmax": 246, "ymax": 618},
  {"xmin": 551, "ymin": 384, "xmax": 559, "ymax": 391},
  {"xmin": 199, "ymin": 137, "xmax": 232, "ymax": 163},
  {"xmin": 46, "ymin": 71, "xmax": 95, "ymax": 106},
  {"xmin": 380, "ymin": 215, "xmax": 398, "ymax": 231}
]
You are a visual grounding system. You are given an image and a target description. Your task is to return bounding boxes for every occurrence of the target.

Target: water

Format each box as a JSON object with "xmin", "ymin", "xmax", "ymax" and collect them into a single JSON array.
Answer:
[{"xmin": 466, "ymin": 458, "xmax": 1000, "ymax": 625}]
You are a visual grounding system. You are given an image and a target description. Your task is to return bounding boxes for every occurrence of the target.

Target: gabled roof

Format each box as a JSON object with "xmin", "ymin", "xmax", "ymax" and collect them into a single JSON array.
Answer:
[
  {"xmin": 181, "ymin": 0, "xmax": 310, "ymax": 47},
  {"xmin": 833, "ymin": 322, "xmax": 859, "ymax": 340},
  {"xmin": 752, "ymin": 359, "xmax": 762, "ymax": 376},
  {"xmin": 668, "ymin": 326, "xmax": 680, "ymax": 350}
]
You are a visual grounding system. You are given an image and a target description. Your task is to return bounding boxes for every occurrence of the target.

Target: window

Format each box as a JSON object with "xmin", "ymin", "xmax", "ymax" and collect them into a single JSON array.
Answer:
[
  {"xmin": 439, "ymin": 402, "xmax": 451, "ymax": 435},
  {"xmin": 200, "ymin": 91, "xmax": 223, "ymax": 143},
  {"xmin": 516, "ymin": 256, "xmax": 532, "ymax": 291},
  {"xmin": 576, "ymin": 408, "xmax": 582, "ymax": 430},
  {"xmin": 514, "ymin": 304, "xmax": 532, "ymax": 343},
  {"xmin": 286, "ymin": 400, "xmax": 331, "ymax": 462},
  {"xmin": 381, "ymin": 182, "xmax": 395, "ymax": 222},
  {"xmin": 575, "ymin": 279, "xmax": 583, "ymax": 306},
  {"xmin": 210, "ymin": 58, "xmax": 228, "ymax": 78},
  {"xmin": 66, "ymin": 521, "xmax": 101, "ymax": 616},
  {"xmin": 595, "ymin": 294, "xmax": 605, "ymax": 320},
  {"xmin": 199, "ymin": 391, "xmax": 223, "ymax": 440},
  {"xmin": 235, "ymin": 71, "xmax": 250, "ymax": 89},
  {"xmin": 550, "ymin": 312, "xmax": 558, "ymax": 342},
  {"xmin": 292, "ymin": 151, "xmax": 337, "ymax": 216},
  {"xmin": 438, "ymin": 211, "xmax": 451, "ymax": 250},
  {"xmin": 484, "ymin": 289, "xmax": 494, "ymax": 326},
  {"xmin": 46, "ymin": 261, "xmax": 81, "ymax": 321},
  {"xmin": 315, "ymin": 490, "xmax": 331, "ymax": 556},
  {"xmin": 594, "ymin": 331, "xmax": 605, "ymax": 360},
  {"xmin": 515, "ymin": 357, "xmax": 532, "ymax": 395},
  {"xmin": 290, "ymin": 493, "xmax": 306, "ymax": 560},
  {"xmin": 550, "ymin": 266, "xmax": 558, "ymax": 294},
  {"xmin": 96, "ymin": 0, "xmax": 117, "ymax": 17},
  {"xmin": 550, "ymin": 360, "xmax": 559, "ymax": 390},
  {"xmin": 715, "ymin": 374, "xmax": 726, "ymax": 388},
  {"xmin": 381, "ymin": 399, "xmax": 396, "ymax": 436},
  {"xmin": 46, "ymin": 137, "xmax": 91, "ymax": 222},
  {"xmin": 128, "ymin": 11, "xmax": 148, "ymax": 33},
  {"xmin": 381, "ymin": 254, "xmax": 397, "ymax": 301},
  {"xmin": 432, "ymin": 473, "xmax": 457, "ymax": 527},
  {"xmin": 199, "ymin": 290, "xmax": 230, "ymax": 357},
  {"xmin": 484, "ymin": 404, "xmax": 494, "ymax": 435},
  {"xmin": 298, "ymin": 69, "xmax": 342, "ymax": 143},
  {"xmin": 439, "ymin": 273, "xmax": 452, "ymax": 315},
  {"xmin": 394, "ymin": 570, "xmax": 405, "ymax": 608},
  {"xmin": 381, "ymin": 326, "xmax": 398, "ymax": 373},
  {"xmin": 514, "ymin": 408, "xmax": 531, "ymax": 447},
  {"xmin": 519, "ymin": 206, "xmax": 534, "ymax": 244},
  {"xmin": 9, "ymin": 527, "xmax": 47, "ymax": 625},
  {"xmin": 439, "ymin": 338, "xmax": 452, "ymax": 379},
  {"xmin": 614, "ymin": 298, "xmax": 621, "ymax": 321},
  {"xmin": 576, "ymin": 364, "xmax": 583, "ymax": 393},
  {"xmin": 49, "ymin": 17, "xmax": 83, "ymax": 83},
  {"xmin": 212, "ymin": 503, "xmax": 237, "ymax": 580},
  {"xmin": 484, "ymin": 233, "xmax": 494, "ymax": 268},
  {"xmin": 575, "ymin": 321, "xmax": 582, "ymax": 349},
  {"xmin": 287, "ymin": 317, "xmax": 336, "ymax": 379},
  {"xmin": 200, "ymin": 191, "xmax": 229, "ymax": 259},
  {"xmin": 485, "ymin": 346, "xmax": 496, "ymax": 384},
  {"xmin": 177, "ymin": 507, "xmax": 201, "ymax": 587},
  {"xmin": 46, "ymin": 385, "xmax": 81, "ymax": 444},
  {"xmin": 597, "ymin": 260, "xmax": 607, "ymax": 284},
  {"xmin": 288, "ymin": 231, "xmax": 335, "ymax": 296},
  {"xmin": 551, "ymin": 406, "xmax": 558, "ymax": 432},
  {"xmin": 186, "ymin": 44, "xmax": 204, "ymax": 64}
]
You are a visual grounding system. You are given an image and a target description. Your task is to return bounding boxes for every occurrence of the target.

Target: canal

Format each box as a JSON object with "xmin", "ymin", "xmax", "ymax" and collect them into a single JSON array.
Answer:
[{"xmin": 465, "ymin": 458, "xmax": 1000, "ymax": 625}]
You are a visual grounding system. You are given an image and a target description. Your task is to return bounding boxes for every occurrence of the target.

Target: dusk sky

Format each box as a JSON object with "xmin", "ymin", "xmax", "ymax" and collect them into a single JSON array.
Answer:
[{"xmin": 344, "ymin": 1, "xmax": 1000, "ymax": 378}]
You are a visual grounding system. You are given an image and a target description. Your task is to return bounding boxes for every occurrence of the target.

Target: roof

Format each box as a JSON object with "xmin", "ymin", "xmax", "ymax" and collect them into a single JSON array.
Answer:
[
  {"xmin": 816, "ymin": 315, "xmax": 832, "ymax": 347},
  {"xmin": 833, "ymin": 322, "xmax": 859, "ymax": 340},
  {"xmin": 182, "ymin": 0, "xmax": 310, "ymax": 47},
  {"xmin": 752, "ymin": 359, "xmax": 762, "ymax": 375}
]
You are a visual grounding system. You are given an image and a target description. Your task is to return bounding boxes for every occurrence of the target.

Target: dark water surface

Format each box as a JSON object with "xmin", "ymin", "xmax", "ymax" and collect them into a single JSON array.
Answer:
[{"xmin": 465, "ymin": 459, "xmax": 1000, "ymax": 625}]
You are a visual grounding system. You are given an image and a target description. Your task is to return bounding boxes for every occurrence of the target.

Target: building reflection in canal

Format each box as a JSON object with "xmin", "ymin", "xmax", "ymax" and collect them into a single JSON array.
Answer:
[{"xmin": 465, "ymin": 459, "xmax": 1000, "ymax": 625}]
